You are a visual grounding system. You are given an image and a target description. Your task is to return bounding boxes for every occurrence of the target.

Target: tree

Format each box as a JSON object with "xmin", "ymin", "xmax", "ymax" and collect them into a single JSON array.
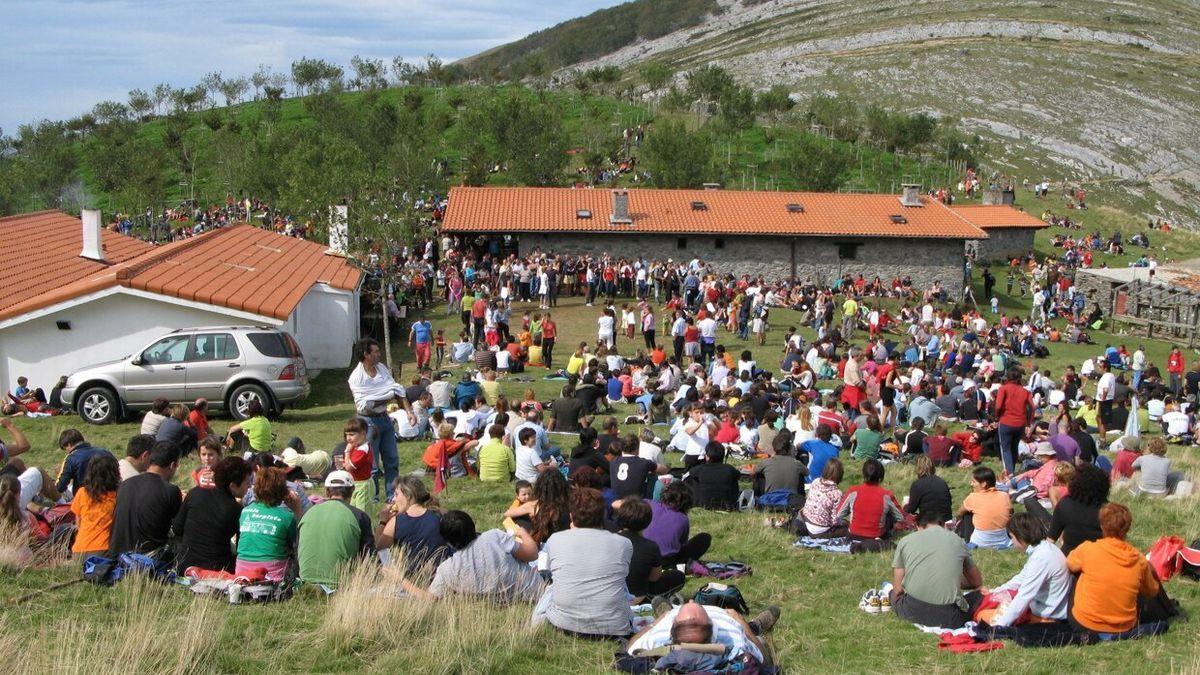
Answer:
[
  {"xmin": 250, "ymin": 65, "xmax": 272, "ymax": 100},
  {"xmin": 200, "ymin": 72, "xmax": 224, "ymax": 108},
  {"xmin": 641, "ymin": 119, "xmax": 717, "ymax": 188},
  {"xmin": 291, "ymin": 57, "xmax": 342, "ymax": 96},
  {"xmin": 716, "ymin": 85, "xmax": 755, "ymax": 131},
  {"xmin": 91, "ymin": 100, "xmax": 130, "ymax": 125},
  {"xmin": 778, "ymin": 134, "xmax": 851, "ymax": 192},
  {"xmin": 85, "ymin": 118, "xmax": 164, "ymax": 210},
  {"xmin": 755, "ymin": 86, "xmax": 794, "ymax": 117},
  {"xmin": 639, "ymin": 62, "xmax": 673, "ymax": 91},
  {"xmin": 806, "ymin": 94, "xmax": 862, "ymax": 143},
  {"xmin": 687, "ymin": 64, "xmax": 734, "ymax": 104},
  {"xmin": 128, "ymin": 89, "xmax": 154, "ymax": 119},
  {"xmin": 476, "ymin": 90, "xmax": 569, "ymax": 186},
  {"xmin": 152, "ymin": 83, "xmax": 172, "ymax": 115},
  {"xmin": 218, "ymin": 77, "xmax": 249, "ymax": 107},
  {"xmin": 391, "ymin": 57, "xmax": 418, "ymax": 86},
  {"xmin": 350, "ymin": 56, "xmax": 387, "ymax": 92}
]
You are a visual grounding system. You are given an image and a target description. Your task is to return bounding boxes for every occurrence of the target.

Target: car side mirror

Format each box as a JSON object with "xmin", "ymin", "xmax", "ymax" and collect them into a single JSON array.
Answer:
[{"xmin": 131, "ymin": 355, "xmax": 146, "ymax": 366}]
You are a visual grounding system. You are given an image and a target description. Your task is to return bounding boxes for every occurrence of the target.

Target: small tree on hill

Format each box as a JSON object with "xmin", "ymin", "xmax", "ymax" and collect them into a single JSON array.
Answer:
[
  {"xmin": 127, "ymin": 89, "xmax": 154, "ymax": 120},
  {"xmin": 641, "ymin": 119, "xmax": 717, "ymax": 188},
  {"xmin": 639, "ymin": 62, "xmax": 673, "ymax": 91}
]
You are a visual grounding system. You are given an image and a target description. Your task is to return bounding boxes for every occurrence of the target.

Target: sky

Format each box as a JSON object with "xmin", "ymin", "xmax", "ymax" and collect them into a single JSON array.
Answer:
[{"xmin": 0, "ymin": 0, "xmax": 625, "ymax": 132}]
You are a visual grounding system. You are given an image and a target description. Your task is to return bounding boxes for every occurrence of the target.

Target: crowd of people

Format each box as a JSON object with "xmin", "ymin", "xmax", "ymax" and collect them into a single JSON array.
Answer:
[{"xmin": 3, "ymin": 228, "xmax": 1196, "ymax": 665}]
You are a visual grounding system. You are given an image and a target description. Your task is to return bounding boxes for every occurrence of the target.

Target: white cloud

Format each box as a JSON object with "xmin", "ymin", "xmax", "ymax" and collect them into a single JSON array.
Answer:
[{"xmin": 0, "ymin": 0, "xmax": 623, "ymax": 130}]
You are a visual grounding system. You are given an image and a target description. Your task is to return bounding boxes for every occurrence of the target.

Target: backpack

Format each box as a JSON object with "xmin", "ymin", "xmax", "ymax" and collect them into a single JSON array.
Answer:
[
  {"xmin": 1148, "ymin": 535, "xmax": 1190, "ymax": 581},
  {"xmin": 28, "ymin": 504, "xmax": 76, "ymax": 545},
  {"xmin": 755, "ymin": 489, "xmax": 796, "ymax": 512},
  {"xmin": 693, "ymin": 582, "xmax": 749, "ymax": 614},
  {"xmin": 1180, "ymin": 540, "xmax": 1200, "ymax": 580}
]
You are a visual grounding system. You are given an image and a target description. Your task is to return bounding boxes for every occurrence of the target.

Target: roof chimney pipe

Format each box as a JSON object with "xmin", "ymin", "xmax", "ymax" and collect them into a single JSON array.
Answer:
[
  {"xmin": 610, "ymin": 189, "xmax": 632, "ymax": 225},
  {"xmin": 328, "ymin": 204, "xmax": 348, "ymax": 255},
  {"xmin": 80, "ymin": 208, "xmax": 106, "ymax": 262},
  {"xmin": 899, "ymin": 184, "xmax": 923, "ymax": 208}
]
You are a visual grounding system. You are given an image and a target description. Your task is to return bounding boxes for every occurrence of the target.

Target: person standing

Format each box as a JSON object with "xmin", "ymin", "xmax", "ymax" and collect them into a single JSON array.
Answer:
[
  {"xmin": 347, "ymin": 338, "xmax": 403, "ymax": 501},
  {"xmin": 670, "ymin": 310, "xmax": 686, "ymax": 364},
  {"xmin": 409, "ymin": 317, "xmax": 434, "ymax": 371},
  {"xmin": 1095, "ymin": 361, "xmax": 1117, "ymax": 440},
  {"xmin": 641, "ymin": 306, "xmax": 656, "ymax": 350},
  {"xmin": 1130, "ymin": 346, "xmax": 1146, "ymax": 392},
  {"xmin": 1166, "ymin": 347, "xmax": 1185, "ymax": 397},
  {"xmin": 992, "ymin": 368, "xmax": 1033, "ymax": 476},
  {"xmin": 541, "ymin": 313, "xmax": 557, "ymax": 369}
]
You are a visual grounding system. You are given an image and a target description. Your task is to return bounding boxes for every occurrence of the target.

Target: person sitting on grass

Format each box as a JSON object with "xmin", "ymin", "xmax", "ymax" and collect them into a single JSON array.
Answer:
[
  {"xmin": 644, "ymin": 481, "xmax": 712, "ymax": 567},
  {"xmin": 477, "ymin": 424, "xmax": 516, "ymax": 482},
  {"xmin": 403, "ymin": 510, "xmax": 544, "ymax": 603},
  {"xmin": 118, "ymin": 434, "xmax": 155, "ymax": 481},
  {"xmin": 235, "ymin": 466, "xmax": 301, "ymax": 581},
  {"xmin": 684, "ymin": 442, "xmax": 741, "ymax": 511},
  {"xmin": 957, "ymin": 466, "xmax": 1012, "ymax": 550},
  {"xmin": 889, "ymin": 509, "xmax": 984, "ymax": 629},
  {"xmin": 626, "ymin": 600, "xmax": 780, "ymax": 669},
  {"xmin": 69, "ymin": 453, "xmax": 120, "ymax": 558},
  {"xmin": 1005, "ymin": 442, "xmax": 1060, "ymax": 502},
  {"xmin": 226, "ymin": 399, "xmax": 273, "ymax": 453},
  {"xmin": 904, "ymin": 455, "xmax": 952, "ymax": 526},
  {"xmin": 109, "ymin": 441, "xmax": 182, "ymax": 556},
  {"xmin": 785, "ymin": 458, "xmax": 845, "ymax": 537},
  {"xmin": 615, "ymin": 497, "xmax": 685, "ymax": 603},
  {"xmin": 172, "ymin": 456, "xmax": 253, "ymax": 574},
  {"xmin": 532, "ymin": 487, "xmax": 634, "ymax": 639},
  {"xmin": 375, "ymin": 475, "xmax": 444, "ymax": 577},
  {"xmin": 1067, "ymin": 503, "xmax": 1168, "ymax": 641},
  {"xmin": 295, "ymin": 469, "xmax": 376, "ymax": 587},
  {"xmin": 55, "ymin": 429, "xmax": 115, "ymax": 495},
  {"xmin": 191, "ymin": 437, "xmax": 223, "ymax": 488},
  {"xmin": 1129, "ymin": 437, "xmax": 1185, "ymax": 497},
  {"xmin": 504, "ymin": 467, "xmax": 570, "ymax": 545},
  {"xmin": 850, "ymin": 414, "xmax": 884, "ymax": 461},
  {"xmin": 979, "ymin": 513, "xmax": 1070, "ymax": 633},
  {"xmin": 836, "ymin": 458, "xmax": 904, "ymax": 553},
  {"xmin": 801, "ymin": 424, "xmax": 840, "ymax": 484}
]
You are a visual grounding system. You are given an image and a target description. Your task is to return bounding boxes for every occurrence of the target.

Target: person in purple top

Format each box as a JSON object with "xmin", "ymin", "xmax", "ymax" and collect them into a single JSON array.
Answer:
[
  {"xmin": 642, "ymin": 482, "xmax": 711, "ymax": 566},
  {"xmin": 1048, "ymin": 429, "xmax": 1081, "ymax": 464}
]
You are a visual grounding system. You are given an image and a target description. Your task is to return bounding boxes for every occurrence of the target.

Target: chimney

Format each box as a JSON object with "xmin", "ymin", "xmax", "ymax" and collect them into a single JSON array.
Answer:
[
  {"xmin": 899, "ymin": 184, "xmax": 923, "ymax": 207},
  {"xmin": 610, "ymin": 190, "xmax": 632, "ymax": 225},
  {"xmin": 80, "ymin": 209, "xmax": 106, "ymax": 262},
  {"xmin": 982, "ymin": 188, "xmax": 1002, "ymax": 205},
  {"xmin": 328, "ymin": 204, "xmax": 348, "ymax": 255}
]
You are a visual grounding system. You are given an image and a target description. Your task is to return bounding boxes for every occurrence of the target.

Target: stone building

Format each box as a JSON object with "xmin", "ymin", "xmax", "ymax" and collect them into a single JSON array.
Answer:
[
  {"xmin": 952, "ymin": 204, "xmax": 1047, "ymax": 262},
  {"xmin": 442, "ymin": 186, "xmax": 996, "ymax": 290}
]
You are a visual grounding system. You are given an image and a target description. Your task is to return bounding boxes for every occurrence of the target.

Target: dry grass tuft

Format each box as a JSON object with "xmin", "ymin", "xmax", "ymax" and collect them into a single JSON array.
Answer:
[{"xmin": 13, "ymin": 575, "xmax": 225, "ymax": 674}]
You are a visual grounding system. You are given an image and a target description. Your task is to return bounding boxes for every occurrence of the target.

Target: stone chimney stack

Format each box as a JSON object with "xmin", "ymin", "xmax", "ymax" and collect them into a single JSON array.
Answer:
[
  {"xmin": 610, "ymin": 190, "xmax": 632, "ymax": 225},
  {"xmin": 328, "ymin": 204, "xmax": 348, "ymax": 255},
  {"xmin": 899, "ymin": 184, "xmax": 923, "ymax": 207},
  {"xmin": 80, "ymin": 209, "xmax": 106, "ymax": 262}
]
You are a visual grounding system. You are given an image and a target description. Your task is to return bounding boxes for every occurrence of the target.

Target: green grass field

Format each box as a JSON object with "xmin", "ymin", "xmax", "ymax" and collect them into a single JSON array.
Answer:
[{"xmin": 4, "ymin": 230, "xmax": 1200, "ymax": 672}]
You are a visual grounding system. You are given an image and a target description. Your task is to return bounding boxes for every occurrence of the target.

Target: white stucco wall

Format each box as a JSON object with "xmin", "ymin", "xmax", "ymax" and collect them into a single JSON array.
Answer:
[{"xmin": 280, "ymin": 284, "xmax": 359, "ymax": 370}]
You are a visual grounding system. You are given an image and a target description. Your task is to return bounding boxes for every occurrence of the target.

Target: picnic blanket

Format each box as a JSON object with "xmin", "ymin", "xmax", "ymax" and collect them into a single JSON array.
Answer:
[{"xmin": 792, "ymin": 536, "xmax": 853, "ymax": 554}]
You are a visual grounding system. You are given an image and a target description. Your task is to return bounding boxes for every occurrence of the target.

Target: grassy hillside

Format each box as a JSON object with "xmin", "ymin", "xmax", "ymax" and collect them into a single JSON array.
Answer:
[{"xmin": 464, "ymin": 0, "xmax": 1200, "ymax": 229}]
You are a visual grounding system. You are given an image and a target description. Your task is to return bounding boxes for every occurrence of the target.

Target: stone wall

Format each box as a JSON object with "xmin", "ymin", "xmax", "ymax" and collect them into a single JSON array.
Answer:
[
  {"xmin": 516, "ymin": 232, "xmax": 967, "ymax": 289},
  {"xmin": 969, "ymin": 228, "xmax": 1037, "ymax": 263}
]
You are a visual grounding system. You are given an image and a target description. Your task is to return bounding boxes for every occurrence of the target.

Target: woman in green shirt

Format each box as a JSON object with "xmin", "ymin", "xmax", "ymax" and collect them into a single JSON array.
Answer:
[
  {"xmin": 227, "ymin": 399, "xmax": 274, "ymax": 452},
  {"xmin": 236, "ymin": 466, "xmax": 299, "ymax": 580},
  {"xmin": 851, "ymin": 415, "xmax": 884, "ymax": 461}
]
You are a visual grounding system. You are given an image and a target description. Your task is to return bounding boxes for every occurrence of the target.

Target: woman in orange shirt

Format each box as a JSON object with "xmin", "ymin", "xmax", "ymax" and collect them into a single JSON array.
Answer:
[
  {"xmin": 70, "ymin": 454, "xmax": 119, "ymax": 557},
  {"xmin": 1067, "ymin": 503, "xmax": 1163, "ymax": 638}
]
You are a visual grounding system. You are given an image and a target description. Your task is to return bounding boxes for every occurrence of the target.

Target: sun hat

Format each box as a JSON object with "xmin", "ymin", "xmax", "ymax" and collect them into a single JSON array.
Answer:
[{"xmin": 324, "ymin": 470, "xmax": 355, "ymax": 488}]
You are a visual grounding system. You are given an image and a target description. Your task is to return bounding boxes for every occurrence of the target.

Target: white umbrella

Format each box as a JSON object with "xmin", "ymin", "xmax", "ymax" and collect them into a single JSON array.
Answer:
[{"xmin": 1125, "ymin": 395, "xmax": 1141, "ymax": 439}]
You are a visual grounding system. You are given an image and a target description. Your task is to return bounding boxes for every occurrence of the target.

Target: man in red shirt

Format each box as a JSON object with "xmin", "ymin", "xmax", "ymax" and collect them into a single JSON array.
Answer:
[
  {"xmin": 1167, "ymin": 347, "xmax": 1186, "ymax": 396},
  {"xmin": 992, "ymin": 368, "xmax": 1033, "ymax": 476},
  {"xmin": 186, "ymin": 398, "xmax": 210, "ymax": 439},
  {"xmin": 470, "ymin": 294, "xmax": 488, "ymax": 347}
]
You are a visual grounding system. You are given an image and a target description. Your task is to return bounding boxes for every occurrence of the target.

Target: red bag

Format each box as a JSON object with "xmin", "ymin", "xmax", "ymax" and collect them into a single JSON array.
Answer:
[
  {"xmin": 1147, "ymin": 535, "xmax": 1186, "ymax": 581},
  {"xmin": 27, "ymin": 503, "xmax": 75, "ymax": 541}
]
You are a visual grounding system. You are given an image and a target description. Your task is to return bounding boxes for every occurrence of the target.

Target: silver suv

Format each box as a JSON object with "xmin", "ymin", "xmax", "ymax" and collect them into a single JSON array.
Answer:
[{"xmin": 62, "ymin": 326, "xmax": 311, "ymax": 424}]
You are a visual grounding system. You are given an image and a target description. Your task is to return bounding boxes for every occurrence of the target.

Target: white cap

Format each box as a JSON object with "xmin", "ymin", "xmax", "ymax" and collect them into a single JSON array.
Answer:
[
  {"xmin": 325, "ymin": 470, "xmax": 355, "ymax": 487},
  {"xmin": 1034, "ymin": 442, "xmax": 1056, "ymax": 456}
]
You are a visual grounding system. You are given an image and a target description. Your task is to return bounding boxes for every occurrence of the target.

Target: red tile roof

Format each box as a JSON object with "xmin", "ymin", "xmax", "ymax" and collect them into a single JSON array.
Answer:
[
  {"xmin": 442, "ymin": 187, "xmax": 989, "ymax": 239},
  {"xmin": 950, "ymin": 205, "xmax": 1048, "ymax": 229},
  {"xmin": 0, "ymin": 210, "xmax": 155, "ymax": 319},
  {"xmin": 0, "ymin": 212, "xmax": 361, "ymax": 323}
]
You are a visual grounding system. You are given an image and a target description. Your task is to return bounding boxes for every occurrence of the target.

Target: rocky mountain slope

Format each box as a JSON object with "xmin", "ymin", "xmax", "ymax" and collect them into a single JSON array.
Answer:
[{"xmin": 466, "ymin": 0, "xmax": 1200, "ymax": 227}]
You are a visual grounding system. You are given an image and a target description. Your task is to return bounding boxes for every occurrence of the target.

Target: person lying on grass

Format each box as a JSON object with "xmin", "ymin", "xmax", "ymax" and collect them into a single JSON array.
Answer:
[{"xmin": 626, "ymin": 600, "xmax": 780, "ymax": 668}]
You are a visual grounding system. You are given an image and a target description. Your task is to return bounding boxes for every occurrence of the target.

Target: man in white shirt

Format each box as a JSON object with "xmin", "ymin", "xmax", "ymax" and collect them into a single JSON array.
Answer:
[
  {"xmin": 697, "ymin": 316, "xmax": 718, "ymax": 365},
  {"xmin": 347, "ymin": 338, "xmax": 403, "ymax": 499},
  {"xmin": 1095, "ymin": 362, "xmax": 1117, "ymax": 439},
  {"xmin": 1131, "ymin": 346, "xmax": 1146, "ymax": 390},
  {"xmin": 681, "ymin": 405, "xmax": 712, "ymax": 469}
]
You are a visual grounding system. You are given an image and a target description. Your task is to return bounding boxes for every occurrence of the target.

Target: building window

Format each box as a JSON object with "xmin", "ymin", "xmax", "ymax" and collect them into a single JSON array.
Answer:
[
  {"xmin": 714, "ymin": 238, "xmax": 725, "ymax": 250},
  {"xmin": 837, "ymin": 243, "xmax": 860, "ymax": 260},
  {"xmin": 677, "ymin": 237, "xmax": 688, "ymax": 250}
]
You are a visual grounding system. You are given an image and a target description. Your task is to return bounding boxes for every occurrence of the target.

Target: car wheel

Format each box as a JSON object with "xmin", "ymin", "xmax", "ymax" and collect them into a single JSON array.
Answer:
[
  {"xmin": 78, "ymin": 387, "xmax": 119, "ymax": 425},
  {"xmin": 228, "ymin": 383, "xmax": 270, "ymax": 421}
]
